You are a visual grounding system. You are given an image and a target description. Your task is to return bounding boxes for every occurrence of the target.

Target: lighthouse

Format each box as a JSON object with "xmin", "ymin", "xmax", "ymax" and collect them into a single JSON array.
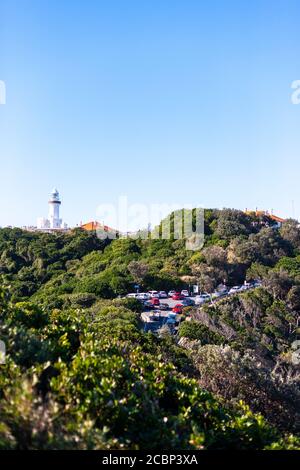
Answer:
[
  {"xmin": 48, "ymin": 188, "xmax": 62, "ymax": 229},
  {"xmin": 36, "ymin": 188, "xmax": 68, "ymax": 231}
]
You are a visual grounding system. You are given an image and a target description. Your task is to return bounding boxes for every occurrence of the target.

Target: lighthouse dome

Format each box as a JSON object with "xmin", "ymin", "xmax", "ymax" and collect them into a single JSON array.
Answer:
[{"xmin": 50, "ymin": 188, "xmax": 60, "ymax": 201}]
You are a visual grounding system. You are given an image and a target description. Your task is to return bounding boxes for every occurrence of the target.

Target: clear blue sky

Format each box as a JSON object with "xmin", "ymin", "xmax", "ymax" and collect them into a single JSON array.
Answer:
[{"xmin": 1, "ymin": 0, "xmax": 300, "ymax": 228}]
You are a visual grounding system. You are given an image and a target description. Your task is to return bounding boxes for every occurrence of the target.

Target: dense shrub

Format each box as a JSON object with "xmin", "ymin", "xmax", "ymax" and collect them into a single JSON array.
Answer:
[
  {"xmin": 1, "ymin": 209, "xmax": 300, "ymax": 449},
  {"xmin": 179, "ymin": 321, "xmax": 224, "ymax": 344}
]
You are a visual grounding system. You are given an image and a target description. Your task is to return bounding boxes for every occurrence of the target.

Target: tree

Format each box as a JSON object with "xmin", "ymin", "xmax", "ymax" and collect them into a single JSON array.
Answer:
[
  {"xmin": 287, "ymin": 285, "xmax": 300, "ymax": 312},
  {"xmin": 215, "ymin": 209, "xmax": 253, "ymax": 240},
  {"xmin": 186, "ymin": 344, "xmax": 300, "ymax": 433},
  {"xmin": 191, "ymin": 263, "xmax": 226, "ymax": 292},
  {"xmin": 202, "ymin": 246, "xmax": 227, "ymax": 268},
  {"xmin": 128, "ymin": 261, "xmax": 149, "ymax": 286},
  {"xmin": 280, "ymin": 219, "xmax": 300, "ymax": 251},
  {"xmin": 264, "ymin": 270, "xmax": 293, "ymax": 300},
  {"xmin": 179, "ymin": 321, "xmax": 224, "ymax": 344}
]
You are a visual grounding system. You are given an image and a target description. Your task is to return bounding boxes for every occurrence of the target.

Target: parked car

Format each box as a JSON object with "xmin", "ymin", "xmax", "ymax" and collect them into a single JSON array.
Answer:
[
  {"xmin": 168, "ymin": 290, "xmax": 176, "ymax": 297},
  {"xmin": 158, "ymin": 291, "xmax": 168, "ymax": 298},
  {"xmin": 243, "ymin": 282, "xmax": 253, "ymax": 289},
  {"xmin": 166, "ymin": 312, "xmax": 177, "ymax": 324},
  {"xmin": 228, "ymin": 286, "xmax": 242, "ymax": 294},
  {"xmin": 136, "ymin": 292, "xmax": 150, "ymax": 300},
  {"xmin": 149, "ymin": 312, "xmax": 161, "ymax": 322},
  {"xmin": 150, "ymin": 297, "xmax": 160, "ymax": 306},
  {"xmin": 127, "ymin": 293, "xmax": 138, "ymax": 298},
  {"xmin": 143, "ymin": 300, "xmax": 153, "ymax": 309},
  {"xmin": 239, "ymin": 285, "xmax": 250, "ymax": 291},
  {"xmin": 194, "ymin": 293, "xmax": 211, "ymax": 305},
  {"xmin": 172, "ymin": 292, "xmax": 184, "ymax": 300},
  {"xmin": 181, "ymin": 289, "xmax": 189, "ymax": 297},
  {"xmin": 181, "ymin": 298, "xmax": 195, "ymax": 306},
  {"xmin": 211, "ymin": 290, "xmax": 227, "ymax": 299},
  {"xmin": 149, "ymin": 290, "xmax": 159, "ymax": 298},
  {"xmin": 216, "ymin": 284, "xmax": 228, "ymax": 294},
  {"xmin": 211, "ymin": 291, "xmax": 221, "ymax": 299},
  {"xmin": 172, "ymin": 304, "xmax": 183, "ymax": 314},
  {"xmin": 158, "ymin": 303, "xmax": 169, "ymax": 311}
]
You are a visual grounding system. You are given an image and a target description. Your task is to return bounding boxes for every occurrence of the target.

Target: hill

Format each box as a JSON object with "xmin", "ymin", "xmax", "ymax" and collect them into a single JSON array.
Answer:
[{"xmin": 0, "ymin": 209, "xmax": 299, "ymax": 449}]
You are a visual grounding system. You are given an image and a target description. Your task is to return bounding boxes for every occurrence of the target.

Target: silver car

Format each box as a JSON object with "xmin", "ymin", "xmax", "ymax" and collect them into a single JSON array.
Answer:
[{"xmin": 194, "ymin": 293, "xmax": 211, "ymax": 305}]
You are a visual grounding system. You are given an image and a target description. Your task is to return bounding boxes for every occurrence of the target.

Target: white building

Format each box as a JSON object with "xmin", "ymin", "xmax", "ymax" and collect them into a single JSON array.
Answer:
[{"xmin": 37, "ymin": 188, "xmax": 67, "ymax": 230}]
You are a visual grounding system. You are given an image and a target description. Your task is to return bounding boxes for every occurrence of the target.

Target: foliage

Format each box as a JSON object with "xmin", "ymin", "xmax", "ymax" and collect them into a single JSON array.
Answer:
[
  {"xmin": 0, "ymin": 208, "xmax": 300, "ymax": 449},
  {"xmin": 179, "ymin": 321, "xmax": 224, "ymax": 344}
]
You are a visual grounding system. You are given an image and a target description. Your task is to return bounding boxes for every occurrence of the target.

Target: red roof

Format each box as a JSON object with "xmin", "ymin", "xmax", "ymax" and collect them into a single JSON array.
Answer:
[
  {"xmin": 80, "ymin": 221, "xmax": 116, "ymax": 232},
  {"xmin": 245, "ymin": 210, "xmax": 285, "ymax": 223}
]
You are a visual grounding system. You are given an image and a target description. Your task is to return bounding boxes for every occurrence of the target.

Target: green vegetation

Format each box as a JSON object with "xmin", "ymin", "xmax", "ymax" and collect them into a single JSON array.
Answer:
[
  {"xmin": 0, "ymin": 209, "xmax": 299, "ymax": 449},
  {"xmin": 178, "ymin": 321, "xmax": 224, "ymax": 344}
]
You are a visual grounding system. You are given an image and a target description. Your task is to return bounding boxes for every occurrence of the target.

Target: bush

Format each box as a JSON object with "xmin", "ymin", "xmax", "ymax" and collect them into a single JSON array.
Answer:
[{"xmin": 179, "ymin": 321, "xmax": 224, "ymax": 344}]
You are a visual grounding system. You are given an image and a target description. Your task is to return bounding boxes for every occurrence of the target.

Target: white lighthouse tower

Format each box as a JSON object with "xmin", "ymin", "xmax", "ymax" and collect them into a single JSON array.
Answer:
[
  {"xmin": 48, "ymin": 188, "xmax": 62, "ymax": 229},
  {"xmin": 37, "ymin": 188, "xmax": 68, "ymax": 231}
]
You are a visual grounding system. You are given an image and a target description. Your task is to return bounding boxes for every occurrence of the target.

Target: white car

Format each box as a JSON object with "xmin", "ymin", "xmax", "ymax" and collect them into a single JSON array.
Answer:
[
  {"xmin": 228, "ymin": 286, "xmax": 242, "ymax": 294},
  {"xmin": 136, "ymin": 292, "xmax": 151, "ymax": 300},
  {"xmin": 242, "ymin": 282, "xmax": 252, "ymax": 289},
  {"xmin": 148, "ymin": 290, "xmax": 159, "ymax": 298},
  {"xmin": 194, "ymin": 293, "xmax": 211, "ymax": 305},
  {"xmin": 158, "ymin": 291, "xmax": 168, "ymax": 298},
  {"xmin": 181, "ymin": 290, "xmax": 189, "ymax": 297},
  {"xmin": 239, "ymin": 285, "xmax": 249, "ymax": 291},
  {"xmin": 127, "ymin": 293, "xmax": 138, "ymax": 298},
  {"xmin": 211, "ymin": 291, "xmax": 224, "ymax": 299},
  {"xmin": 212, "ymin": 287, "xmax": 228, "ymax": 299},
  {"xmin": 168, "ymin": 290, "xmax": 177, "ymax": 297}
]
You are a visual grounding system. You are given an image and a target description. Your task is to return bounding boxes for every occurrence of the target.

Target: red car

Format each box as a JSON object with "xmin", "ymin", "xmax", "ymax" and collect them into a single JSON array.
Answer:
[
  {"xmin": 172, "ymin": 304, "xmax": 183, "ymax": 314},
  {"xmin": 150, "ymin": 297, "xmax": 160, "ymax": 306},
  {"xmin": 172, "ymin": 292, "xmax": 183, "ymax": 300}
]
